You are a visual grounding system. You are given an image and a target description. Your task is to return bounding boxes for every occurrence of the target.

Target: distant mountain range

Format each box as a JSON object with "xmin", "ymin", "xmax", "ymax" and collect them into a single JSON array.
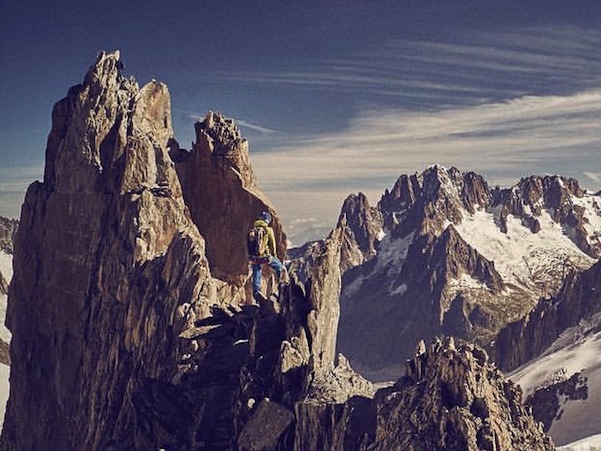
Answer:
[{"xmin": 290, "ymin": 164, "xmax": 601, "ymax": 446}]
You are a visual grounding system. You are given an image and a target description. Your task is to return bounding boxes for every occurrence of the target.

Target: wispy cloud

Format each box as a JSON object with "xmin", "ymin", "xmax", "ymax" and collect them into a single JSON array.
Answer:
[
  {"xmin": 236, "ymin": 120, "xmax": 276, "ymax": 134},
  {"xmin": 212, "ymin": 24, "xmax": 601, "ymax": 108},
  {"xmin": 173, "ymin": 109, "xmax": 276, "ymax": 135},
  {"xmin": 253, "ymin": 89, "xmax": 601, "ymax": 225},
  {"xmin": 584, "ymin": 172, "xmax": 601, "ymax": 185}
]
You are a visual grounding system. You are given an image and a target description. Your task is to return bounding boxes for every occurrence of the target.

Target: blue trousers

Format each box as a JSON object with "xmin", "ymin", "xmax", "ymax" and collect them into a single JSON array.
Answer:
[{"xmin": 251, "ymin": 256, "xmax": 283, "ymax": 296}]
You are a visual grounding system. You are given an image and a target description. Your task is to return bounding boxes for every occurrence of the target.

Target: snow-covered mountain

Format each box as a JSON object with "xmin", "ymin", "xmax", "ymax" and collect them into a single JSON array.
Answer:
[
  {"xmin": 333, "ymin": 165, "xmax": 601, "ymax": 380},
  {"xmin": 510, "ymin": 312, "xmax": 601, "ymax": 447},
  {"xmin": 490, "ymin": 255, "xmax": 601, "ymax": 447}
]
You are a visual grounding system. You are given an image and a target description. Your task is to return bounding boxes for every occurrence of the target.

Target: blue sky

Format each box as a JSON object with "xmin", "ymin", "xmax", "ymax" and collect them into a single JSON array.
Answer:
[{"xmin": 1, "ymin": 1, "xmax": 600, "ymax": 243}]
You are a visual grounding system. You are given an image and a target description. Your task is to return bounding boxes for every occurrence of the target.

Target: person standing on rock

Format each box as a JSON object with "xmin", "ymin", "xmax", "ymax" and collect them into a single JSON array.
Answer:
[{"xmin": 247, "ymin": 211, "xmax": 283, "ymax": 301}]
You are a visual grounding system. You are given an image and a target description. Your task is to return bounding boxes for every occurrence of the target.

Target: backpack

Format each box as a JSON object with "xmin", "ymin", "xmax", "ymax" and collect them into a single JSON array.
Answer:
[{"xmin": 247, "ymin": 225, "xmax": 268, "ymax": 257}]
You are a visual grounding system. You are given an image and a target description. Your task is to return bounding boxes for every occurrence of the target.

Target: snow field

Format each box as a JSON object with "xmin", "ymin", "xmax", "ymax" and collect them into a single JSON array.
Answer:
[
  {"xmin": 0, "ymin": 251, "xmax": 12, "ymax": 343},
  {"xmin": 454, "ymin": 208, "xmax": 595, "ymax": 292},
  {"xmin": 510, "ymin": 324, "xmax": 601, "ymax": 446}
]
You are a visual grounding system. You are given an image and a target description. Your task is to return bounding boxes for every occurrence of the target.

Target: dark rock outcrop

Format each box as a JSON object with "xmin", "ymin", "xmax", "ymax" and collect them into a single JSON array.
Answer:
[
  {"xmin": 525, "ymin": 371, "xmax": 588, "ymax": 433},
  {"xmin": 0, "ymin": 338, "xmax": 9, "ymax": 365},
  {"xmin": 0, "ymin": 272, "xmax": 7, "ymax": 297},
  {"xmin": 494, "ymin": 259, "xmax": 601, "ymax": 372},
  {"xmin": 370, "ymin": 338, "xmax": 555, "ymax": 451}
]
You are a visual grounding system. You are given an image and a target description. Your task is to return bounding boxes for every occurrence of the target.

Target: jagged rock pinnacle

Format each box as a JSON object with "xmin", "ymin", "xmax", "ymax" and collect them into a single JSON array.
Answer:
[{"xmin": 371, "ymin": 339, "xmax": 555, "ymax": 451}]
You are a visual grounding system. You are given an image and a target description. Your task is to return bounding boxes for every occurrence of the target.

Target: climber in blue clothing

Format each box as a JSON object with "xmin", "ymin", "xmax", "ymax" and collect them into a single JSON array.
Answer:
[{"xmin": 247, "ymin": 211, "xmax": 284, "ymax": 300}]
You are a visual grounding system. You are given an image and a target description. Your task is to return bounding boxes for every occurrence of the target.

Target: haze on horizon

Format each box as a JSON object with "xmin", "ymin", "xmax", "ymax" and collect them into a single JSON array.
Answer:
[{"xmin": 1, "ymin": 0, "xmax": 600, "ymax": 244}]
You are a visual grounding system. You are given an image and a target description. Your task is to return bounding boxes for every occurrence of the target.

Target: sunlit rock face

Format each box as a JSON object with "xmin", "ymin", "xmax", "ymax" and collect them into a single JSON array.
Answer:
[
  {"xmin": 172, "ymin": 111, "xmax": 287, "ymax": 300},
  {"xmin": 0, "ymin": 51, "xmax": 216, "ymax": 451}
]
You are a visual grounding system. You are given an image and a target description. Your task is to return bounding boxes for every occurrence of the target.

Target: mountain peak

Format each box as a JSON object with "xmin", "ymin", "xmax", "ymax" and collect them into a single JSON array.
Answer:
[
  {"xmin": 370, "ymin": 338, "xmax": 555, "ymax": 451},
  {"xmin": 196, "ymin": 110, "xmax": 247, "ymax": 155}
]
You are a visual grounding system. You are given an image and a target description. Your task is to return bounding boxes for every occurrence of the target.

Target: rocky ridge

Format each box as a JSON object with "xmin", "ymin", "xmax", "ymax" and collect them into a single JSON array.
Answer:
[
  {"xmin": 327, "ymin": 165, "xmax": 601, "ymax": 378},
  {"xmin": 494, "ymin": 258, "xmax": 601, "ymax": 372},
  {"xmin": 0, "ymin": 51, "xmax": 284, "ymax": 450}
]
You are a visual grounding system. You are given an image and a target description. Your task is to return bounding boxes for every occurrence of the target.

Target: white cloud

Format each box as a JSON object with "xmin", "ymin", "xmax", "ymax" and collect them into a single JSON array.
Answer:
[
  {"xmin": 236, "ymin": 120, "xmax": 276, "ymax": 134},
  {"xmin": 254, "ymin": 89, "xmax": 601, "ymax": 181},
  {"xmin": 584, "ymin": 172, "xmax": 601, "ymax": 185},
  {"xmin": 253, "ymin": 89, "xmax": 601, "ymax": 236}
]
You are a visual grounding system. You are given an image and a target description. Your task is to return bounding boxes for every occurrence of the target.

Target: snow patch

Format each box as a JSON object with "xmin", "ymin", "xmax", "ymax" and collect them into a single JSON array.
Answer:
[
  {"xmin": 370, "ymin": 232, "xmax": 414, "ymax": 279},
  {"xmin": 446, "ymin": 273, "xmax": 489, "ymax": 299},
  {"xmin": 450, "ymin": 273, "xmax": 488, "ymax": 290},
  {"xmin": 0, "ymin": 252, "xmax": 11, "ymax": 283},
  {"xmin": 571, "ymin": 193, "xmax": 601, "ymax": 248},
  {"xmin": 389, "ymin": 283, "xmax": 407, "ymax": 296},
  {"xmin": 0, "ymin": 251, "xmax": 12, "ymax": 343},
  {"xmin": 558, "ymin": 434, "xmax": 601, "ymax": 451},
  {"xmin": 510, "ymin": 323, "xmax": 601, "ymax": 446},
  {"xmin": 454, "ymin": 209, "xmax": 595, "ymax": 295}
]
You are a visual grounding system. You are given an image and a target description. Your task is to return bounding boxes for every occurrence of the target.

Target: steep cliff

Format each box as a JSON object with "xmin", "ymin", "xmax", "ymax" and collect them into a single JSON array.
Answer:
[
  {"xmin": 234, "ymin": 225, "xmax": 378, "ymax": 451},
  {"xmin": 1, "ymin": 51, "xmax": 218, "ymax": 450},
  {"xmin": 494, "ymin": 259, "xmax": 601, "ymax": 372}
]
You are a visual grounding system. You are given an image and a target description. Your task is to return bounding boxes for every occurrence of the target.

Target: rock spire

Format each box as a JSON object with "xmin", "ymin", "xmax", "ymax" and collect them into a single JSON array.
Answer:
[
  {"xmin": 172, "ymin": 111, "xmax": 286, "ymax": 300},
  {"xmin": 1, "ymin": 51, "xmax": 215, "ymax": 450}
]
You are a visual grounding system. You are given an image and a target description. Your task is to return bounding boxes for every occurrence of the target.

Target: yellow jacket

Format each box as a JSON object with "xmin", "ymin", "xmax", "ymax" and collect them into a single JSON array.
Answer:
[{"xmin": 253, "ymin": 219, "xmax": 277, "ymax": 258}]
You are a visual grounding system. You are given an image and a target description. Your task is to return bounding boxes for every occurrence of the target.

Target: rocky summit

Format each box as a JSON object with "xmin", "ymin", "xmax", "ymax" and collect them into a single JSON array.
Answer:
[
  {"xmin": 370, "ymin": 338, "xmax": 555, "ymax": 451},
  {"xmin": 172, "ymin": 111, "xmax": 286, "ymax": 297},
  {"xmin": 0, "ymin": 53, "xmax": 558, "ymax": 450},
  {"xmin": 330, "ymin": 165, "xmax": 601, "ymax": 378}
]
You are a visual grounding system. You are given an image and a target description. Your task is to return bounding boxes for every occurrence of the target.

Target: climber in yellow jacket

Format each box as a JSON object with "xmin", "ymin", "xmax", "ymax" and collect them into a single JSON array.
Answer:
[{"xmin": 247, "ymin": 211, "xmax": 283, "ymax": 300}]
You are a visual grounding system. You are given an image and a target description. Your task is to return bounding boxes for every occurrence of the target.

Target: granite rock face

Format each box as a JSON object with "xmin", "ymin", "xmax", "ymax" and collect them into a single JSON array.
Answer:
[
  {"xmin": 370, "ymin": 338, "xmax": 555, "ymax": 451},
  {"xmin": 173, "ymin": 111, "xmax": 286, "ymax": 301},
  {"xmin": 494, "ymin": 259, "xmax": 601, "ymax": 372},
  {"xmin": 1, "ymin": 51, "xmax": 217, "ymax": 451},
  {"xmin": 337, "ymin": 193, "xmax": 384, "ymax": 272},
  {"xmin": 234, "ymin": 225, "xmax": 378, "ymax": 451}
]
